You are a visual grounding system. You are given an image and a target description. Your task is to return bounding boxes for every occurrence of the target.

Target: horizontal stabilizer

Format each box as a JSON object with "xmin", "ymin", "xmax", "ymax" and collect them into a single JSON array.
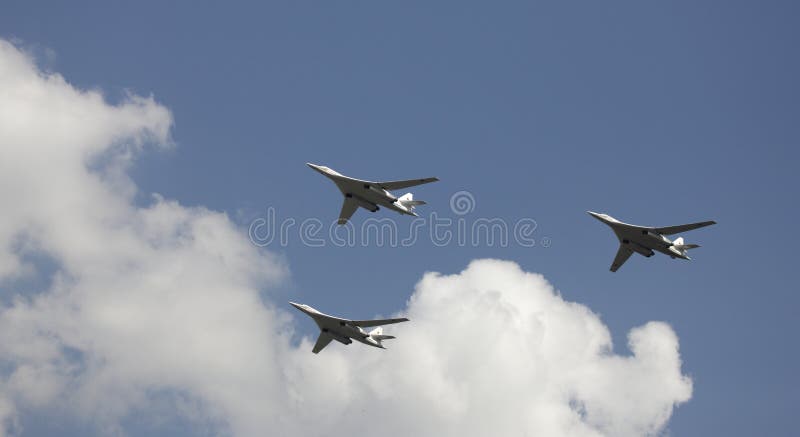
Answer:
[
  {"xmin": 397, "ymin": 192, "xmax": 426, "ymax": 211},
  {"xmin": 672, "ymin": 237, "xmax": 699, "ymax": 251},
  {"xmin": 368, "ymin": 327, "xmax": 393, "ymax": 338},
  {"xmin": 369, "ymin": 326, "xmax": 396, "ymax": 348}
]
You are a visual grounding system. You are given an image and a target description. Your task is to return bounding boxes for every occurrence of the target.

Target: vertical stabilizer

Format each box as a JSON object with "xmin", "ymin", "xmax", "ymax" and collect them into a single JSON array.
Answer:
[
  {"xmin": 670, "ymin": 236, "xmax": 700, "ymax": 259},
  {"xmin": 397, "ymin": 193, "xmax": 426, "ymax": 210},
  {"xmin": 369, "ymin": 326, "xmax": 396, "ymax": 345},
  {"xmin": 672, "ymin": 236, "xmax": 700, "ymax": 250}
]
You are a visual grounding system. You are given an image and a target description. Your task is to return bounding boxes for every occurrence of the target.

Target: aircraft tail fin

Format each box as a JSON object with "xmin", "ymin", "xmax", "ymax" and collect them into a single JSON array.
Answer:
[
  {"xmin": 396, "ymin": 193, "xmax": 426, "ymax": 212},
  {"xmin": 672, "ymin": 237, "xmax": 700, "ymax": 250},
  {"xmin": 369, "ymin": 327, "xmax": 396, "ymax": 345}
]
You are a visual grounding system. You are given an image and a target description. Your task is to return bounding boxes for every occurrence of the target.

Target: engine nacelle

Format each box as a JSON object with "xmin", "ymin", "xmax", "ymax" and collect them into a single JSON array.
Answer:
[
  {"xmin": 626, "ymin": 241, "xmax": 654, "ymax": 257},
  {"xmin": 355, "ymin": 198, "xmax": 379, "ymax": 212},
  {"xmin": 365, "ymin": 184, "xmax": 389, "ymax": 196}
]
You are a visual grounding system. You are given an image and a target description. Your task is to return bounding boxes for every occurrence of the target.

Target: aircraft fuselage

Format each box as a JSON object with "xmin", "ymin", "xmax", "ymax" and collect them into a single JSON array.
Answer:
[
  {"xmin": 307, "ymin": 164, "xmax": 417, "ymax": 216},
  {"xmin": 589, "ymin": 213, "xmax": 689, "ymax": 260},
  {"xmin": 290, "ymin": 302, "xmax": 385, "ymax": 349}
]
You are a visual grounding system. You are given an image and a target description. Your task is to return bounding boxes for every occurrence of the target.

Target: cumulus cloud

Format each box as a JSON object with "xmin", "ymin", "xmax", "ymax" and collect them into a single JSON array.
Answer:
[
  {"xmin": 0, "ymin": 39, "xmax": 691, "ymax": 437},
  {"xmin": 297, "ymin": 260, "xmax": 693, "ymax": 437}
]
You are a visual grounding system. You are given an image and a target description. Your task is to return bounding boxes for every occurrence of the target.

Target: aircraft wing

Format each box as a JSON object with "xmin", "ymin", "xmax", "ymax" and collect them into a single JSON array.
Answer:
[
  {"xmin": 312, "ymin": 332, "xmax": 334, "ymax": 354},
  {"xmin": 376, "ymin": 177, "xmax": 439, "ymax": 191},
  {"xmin": 610, "ymin": 245, "xmax": 634, "ymax": 272},
  {"xmin": 653, "ymin": 220, "xmax": 716, "ymax": 235},
  {"xmin": 350, "ymin": 317, "xmax": 409, "ymax": 328},
  {"xmin": 338, "ymin": 197, "xmax": 359, "ymax": 225}
]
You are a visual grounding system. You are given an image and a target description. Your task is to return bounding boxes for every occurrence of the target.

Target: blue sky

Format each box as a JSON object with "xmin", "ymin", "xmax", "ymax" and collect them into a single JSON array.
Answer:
[{"xmin": 2, "ymin": 1, "xmax": 798, "ymax": 435}]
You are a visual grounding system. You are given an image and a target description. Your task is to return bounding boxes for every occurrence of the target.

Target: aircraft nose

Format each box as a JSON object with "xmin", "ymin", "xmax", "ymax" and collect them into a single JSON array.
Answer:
[
  {"xmin": 587, "ymin": 211, "xmax": 606, "ymax": 222},
  {"xmin": 306, "ymin": 163, "xmax": 326, "ymax": 174},
  {"xmin": 289, "ymin": 301, "xmax": 303, "ymax": 310}
]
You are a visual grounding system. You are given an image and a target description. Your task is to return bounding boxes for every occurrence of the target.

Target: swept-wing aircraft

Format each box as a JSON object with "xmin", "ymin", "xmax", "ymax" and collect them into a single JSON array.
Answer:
[
  {"xmin": 290, "ymin": 302, "xmax": 409, "ymax": 353},
  {"xmin": 588, "ymin": 211, "xmax": 716, "ymax": 272},
  {"xmin": 307, "ymin": 163, "xmax": 438, "ymax": 224}
]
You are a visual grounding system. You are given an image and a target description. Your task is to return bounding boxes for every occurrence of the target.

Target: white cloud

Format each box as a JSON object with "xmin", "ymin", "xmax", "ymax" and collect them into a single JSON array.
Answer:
[
  {"xmin": 295, "ymin": 259, "xmax": 692, "ymax": 437},
  {"xmin": 0, "ymin": 39, "xmax": 691, "ymax": 437}
]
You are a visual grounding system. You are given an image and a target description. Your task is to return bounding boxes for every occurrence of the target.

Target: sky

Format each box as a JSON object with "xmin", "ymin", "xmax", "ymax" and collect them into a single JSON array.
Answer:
[{"xmin": 0, "ymin": 1, "xmax": 798, "ymax": 436}]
